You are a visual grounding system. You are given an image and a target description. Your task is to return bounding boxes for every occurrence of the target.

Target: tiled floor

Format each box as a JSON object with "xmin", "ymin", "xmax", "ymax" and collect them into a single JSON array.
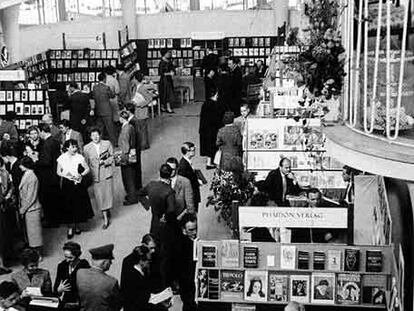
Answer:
[{"xmin": 1, "ymin": 102, "xmax": 232, "ymax": 310}]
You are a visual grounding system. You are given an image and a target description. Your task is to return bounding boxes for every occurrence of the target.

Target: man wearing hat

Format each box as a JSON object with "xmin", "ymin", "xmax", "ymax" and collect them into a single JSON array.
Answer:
[{"xmin": 76, "ymin": 244, "xmax": 122, "ymax": 311}]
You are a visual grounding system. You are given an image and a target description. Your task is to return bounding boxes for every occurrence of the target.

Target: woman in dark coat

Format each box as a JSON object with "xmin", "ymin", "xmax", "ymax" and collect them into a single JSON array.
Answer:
[
  {"xmin": 54, "ymin": 242, "xmax": 90, "ymax": 307},
  {"xmin": 199, "ymin": 88, "xmax": 224, "ymax": 169},
  {"xmin": 121, "ymin": 245, "xmax": 170, "ymax": 311},
  {"xmin": 216, "ymin": 111, "xmax": 243, "ymax": 172},
  {"xmin": 158, "ymin": 49, "xmax": 175, "ymax": 114}
]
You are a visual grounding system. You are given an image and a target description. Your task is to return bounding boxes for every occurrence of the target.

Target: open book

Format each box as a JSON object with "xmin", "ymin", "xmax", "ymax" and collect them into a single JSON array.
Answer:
[{"xmin": 149, "ymin": 287, "xmax": 173, "ymax": 305}]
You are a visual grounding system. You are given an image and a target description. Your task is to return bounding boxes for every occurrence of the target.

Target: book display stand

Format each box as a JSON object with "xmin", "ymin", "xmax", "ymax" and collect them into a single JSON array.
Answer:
[{"xmin": 196, "ymin": 240, "xmax": 392, "ymax": 309}]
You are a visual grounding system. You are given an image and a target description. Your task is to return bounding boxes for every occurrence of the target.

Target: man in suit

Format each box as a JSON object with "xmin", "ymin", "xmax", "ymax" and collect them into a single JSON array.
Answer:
[
  {"xmin": 116, "ymin": 64, "xmax": 131, "ymax": 105},
  {"xmin": 118, "ymin": 111, "xmax": 137, "ymax": 205},
  {"xmin": 124, "ymin": 103, "xmax": 143, "ymax": 190},
  {"xmin": 177, "ymin": 213, "xmax": 198, "ymax": 311},
  {"xmin": 105, "ymin": 66, "xmax": 120, "ymax": 124},
  {"xmin": 229, "ymin": 57, "xmax": 243, "ymax": 117},
  {"xmin": 233, "ymin": 103, "xmax": 251, "ymax": 136},
  {"xmin": 137, "ymin": 164, "xmax": 176, "ymax": 241},
  {"xmin": 77, "ymin": 244, "xmax": 121, "ymax": 311},
  {"xmin": 166, "ymin": 157, "xmax": 195, "ymax": 217},
  {"xmin": 138, "ymin": 164, "xmax": 178, "ymax": 288},
  {"xmin": 263, "ymin": 157, "xmax": 301, "ymax": 206},
  {"xmin": 58, "ymin": 119, "xmax": 84, "ymax": 152},
  {"xmin": 0, "ymin": 115, "xmax": 18, "ymax": 144},
  {"xmin": 91, "ymin": 72, "xmax": 116, "ymax": 147},
  {"xmin": 67, "ymin": 82, "xmax": 90, "ymax": 140},
  {"xmin": 177, "ymin": 142, "xmax": 200, "ymax": 212},
  {"xmin": 35, "ymin": 123, "xmax": 61, "ymax": 227},
  {"xmin": 41, "ymin": 114, "xmax": 61, "ymax": 141}
]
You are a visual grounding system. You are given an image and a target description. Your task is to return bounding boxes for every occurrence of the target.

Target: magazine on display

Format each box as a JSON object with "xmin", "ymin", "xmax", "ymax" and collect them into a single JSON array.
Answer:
[
  {"xmin": 220, "ymin": 270, "xmax": 244, "ymax": 300},
  {"xmin": 207, "ymin": 269, "xmax": 220, "ymax": 300},
  {"xmin": 280, "ymin": 245, "xmax": 296, "ymax": 270},
  {"xmin": 201, "ymin": 245, "xmax": 217, "ymax": 267},
  {"xmin": 244, "ymin": 270, "xmax": 268, "ymax": 302},
  {"xmin": 221, "ymin": 240, "xmax": 240, "ymax": 268},
  {"xmin": 243, "ymin": 246, "xmax": 259, "ymax": 268},
  {"xmin": 365, "ymin": 250, "xmax": 383, "ymax": 272},
  {"xmin": 197, "ymin": 269, "xmax": 208, "ymax": 299},
  {"xmin": 344, "ymin": 249, "xmax": 360, "ymax": 272},
  {"xmin": 289, "ymin": 275, "xmax": 310, "ymax": 304},
  {"xmin": 311, "ymin": 273, "xmax": 335, "ymax": 304},
  {"xmin": 336, "ymin": 273, "xmax": 361, "ymax": 304},
  {"xmin": 361, "ymin": 274, "xmax": 387, "ymax": 305},
  {"xmin": 327, "ymin": 250, "xmax": 342, "ymax": 271},
  {"xmin": 268, "ymin": 272, "xmax": 289, "ymax": 302}
]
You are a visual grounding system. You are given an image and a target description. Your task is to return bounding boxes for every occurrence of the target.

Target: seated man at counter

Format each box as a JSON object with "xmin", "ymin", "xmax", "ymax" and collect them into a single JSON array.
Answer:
[
  {"xmin": 263, "ymin": 157, "xmax": 301, "ymax": 206},
  {"xmin": 307, "ymin": 188, "xmax": 333, "ymax": 208}
]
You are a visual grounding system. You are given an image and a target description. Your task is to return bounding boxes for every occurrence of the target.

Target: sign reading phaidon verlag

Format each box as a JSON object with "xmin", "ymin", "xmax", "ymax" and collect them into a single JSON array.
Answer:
[{"xmin": 239, "ymin": 207, "xmax": 348, "ymax": 229}]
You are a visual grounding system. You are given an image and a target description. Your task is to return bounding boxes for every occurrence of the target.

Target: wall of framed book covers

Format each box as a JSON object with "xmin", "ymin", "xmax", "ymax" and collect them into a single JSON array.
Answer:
[
  {"xmin": 48, "ymin": 49, "xmax": 120, "ymax": 90},
  {"xmin": 0, "ymin": 89, "xmax": 47, "ymax": 131},
  {"xmin": 118, "ymin": 35, "xmax": 283, "ymax": 78},
  {"xmin": 196, "ymin": 240, "xmax": 392, "ymax": 308}
]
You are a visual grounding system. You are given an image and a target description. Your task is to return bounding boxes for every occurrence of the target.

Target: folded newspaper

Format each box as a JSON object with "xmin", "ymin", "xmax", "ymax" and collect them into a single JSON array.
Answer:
[
  {"xmin": 29, "ymin": 296, "xmax": 60, "ymax": 308},
  {"xmin": 149, "ymin": 287, "xmax": 173, "ymax": 305}
]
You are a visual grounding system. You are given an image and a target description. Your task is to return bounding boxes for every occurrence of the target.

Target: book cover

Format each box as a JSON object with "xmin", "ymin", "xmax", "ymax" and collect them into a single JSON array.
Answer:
[
  {"xmin": 197, "ymin": 269, "xmax": 208, "ymax": 299},
  {"xmin": 280, "ymin": 245, "xmax": 296, "ymax": 270},
  {"xmin": 232, "ymin": 303, "xmax": 256, "ymax": 311},
  {"xmin": 201, "ymin": 245, "xmax": 217, "ymax": 267},
  {"xmin": 336, "ymin": 273, "xmax": 361, "ymax": 304},
  {"xmin": 313, "ymin": 251, "xmax": 326, "ymax": 270},
  {"xmin": 290, "ymin": 274, "xmax": 310, "ymax": 304},
  {"xmin": 327, "ymin": 250, "xmax": 342, "ymax": 271},
  {"xmin": 311, "ymin": 273, "xmax": 335, "ymax": 304},
  {"xmin": 366, "ymin": 250, "xmax": 382, "ymax": 272},
  {"xmin": 297, "ymin": 251, "xmax": 309, "ymax": 270},
  {"xmin": 244, "ymin": 270, "xmax": 267, "ymax": 302},
  {"xmin": 361, "ymin": 274, "xmax": 387, "ymax": 305},
  {"xmin": 220, "ymin": 270, "xmax": 244, "ymax": 300},
  {"xmin": 221, "ymin": 240, "xmax": 239, "ymax": 268},
  {"xmin": 268, "ymin": 272, "xmax": 288, "ymax": 302},
  {"xmin": 207, "ymin": 269, "xmax": 220, "ymax": 300},
  {"xmin": 243, "ymin": 246, "xmax": 258, "ymax": 268},
  {"xmin": 344, "ymin": 249, "xmax": 360, "ymax": 272}
]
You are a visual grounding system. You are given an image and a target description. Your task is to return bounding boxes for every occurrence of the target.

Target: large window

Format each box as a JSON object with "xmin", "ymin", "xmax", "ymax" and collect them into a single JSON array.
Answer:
[{"xmin": 19, "ymin": 0, "xmax": 275, "ymax": 25}]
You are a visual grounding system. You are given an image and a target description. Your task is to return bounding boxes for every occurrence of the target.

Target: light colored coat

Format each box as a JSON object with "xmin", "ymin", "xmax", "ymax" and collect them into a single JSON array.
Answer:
[
  {"xmin": 83, "ymin": 140, "xmax": 114, "ymax": 183},
  {"xmin": 19, "ymin": 170, "xmax": 42, "ymax": 247},
  {"xmin": 172, "ymin": 175, "xmax": 195, "ymax": 215},
  {"xmin": 11, "ymin": 268, "xmax": 52, "ymax": 295}
]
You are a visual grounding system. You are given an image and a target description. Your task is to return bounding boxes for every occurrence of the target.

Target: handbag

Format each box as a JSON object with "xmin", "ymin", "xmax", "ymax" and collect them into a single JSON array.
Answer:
[{"xmin": 213, "ymin": 149, "xmax": 222, "ymax": 166}]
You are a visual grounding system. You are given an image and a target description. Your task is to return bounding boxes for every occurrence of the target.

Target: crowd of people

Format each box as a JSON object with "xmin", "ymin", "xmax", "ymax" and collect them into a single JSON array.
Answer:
[
  {"xmin": 0, "ymin": 210, "xmax": 197, "ymax": 311},
  {"xmin": 0, "ymin": 48, "xmax": 355, "ymax": 311}
]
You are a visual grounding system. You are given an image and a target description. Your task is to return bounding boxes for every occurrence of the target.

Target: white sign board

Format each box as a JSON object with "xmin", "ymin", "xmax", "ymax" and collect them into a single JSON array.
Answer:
[
  {"xmin": 0, "ymin": 69, "xmax": 25, "ymax": 81},
  {"xmin": 239, "ymin": 206, "xmax": 348, "ymax": 229}
]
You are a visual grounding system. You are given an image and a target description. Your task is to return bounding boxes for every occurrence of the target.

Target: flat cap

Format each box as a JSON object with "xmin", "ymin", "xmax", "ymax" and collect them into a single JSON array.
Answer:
[{"xmin": 89, "ymin": 244, "xmax": 114, "ymax": 260}]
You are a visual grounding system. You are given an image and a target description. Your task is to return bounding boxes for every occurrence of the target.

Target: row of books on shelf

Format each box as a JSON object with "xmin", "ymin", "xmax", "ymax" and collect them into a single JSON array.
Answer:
[
  {"xmin": 147, "ymin": 58, "xmax": 193, "ymax": 68},
  {"xmin": 0, "ymin": 90, "xmax": 45, "ymax": 102},
  {"xmin": 230, "ymin": 48, "xmax": 272, "ymax": 57},
  {"xmin": 273, "ymin": 45, "xmax": 301, "ymax": 55},
  {"xmin": 148, "ymin": 38, "xmax": 192, "ymax": 49},
  {"xmin": 150, "ymin": 49, "xmax": 194, "ymax": 59},
  {"xmin": 148, "ymin": 68, "xmax": 192, "ymax": 77},
  {"xmin": 50, "ymin": 59, "xmax": 118, "ymax": 70},
  {"xmin": 200, "ymin": 242, "xmax": 384, "ymax": 273},
  {"xmin": 15, "ymin": 118, "xmax": 42, "ymax": 130},
  {"xmin": 49, "ymin": 49, "xmax": 119, "ymax": 60},
  {"xmin": 197, "ymin": 268, "xmax": 387, "ymax": 306},
  {"xmin": 51, "ymin": 72, "xmax": 104, "ymax": 83},
  {"xmin": 4, "ymin": 103, "xmax": 46, "ymax": 117},
  {"xmin": 227, "ymin": 37, "xmax": 273, "ymax": 47}
]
